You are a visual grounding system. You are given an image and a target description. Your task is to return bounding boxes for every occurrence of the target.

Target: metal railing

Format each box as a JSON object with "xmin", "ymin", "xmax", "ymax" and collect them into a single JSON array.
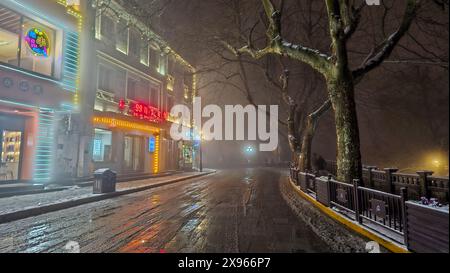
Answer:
[
  {"xmin": 324, "ymin": 160, "xmax": 449, "ymax": 203},
  {"xmin": 289, "ymin": 166, "xmax": 449, "ymax": 252},
  {"xmin": 329, "ymin": 179, "xmax": 356, "ymax": 215}
]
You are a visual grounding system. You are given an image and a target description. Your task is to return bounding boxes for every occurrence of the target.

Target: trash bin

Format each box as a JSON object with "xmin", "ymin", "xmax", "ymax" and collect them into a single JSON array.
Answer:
[{"xmin": 93, "ymin": 168, "xmax": 117, "ymax": 194}]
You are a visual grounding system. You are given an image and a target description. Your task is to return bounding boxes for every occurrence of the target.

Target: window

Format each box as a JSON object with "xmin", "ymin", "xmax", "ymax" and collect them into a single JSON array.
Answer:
[
  {"xmin": 127, "ymin": 77, "xmax": 137, "ymax": 100},
  {"xmin": 0, "ymin": 5, "xmax": 60, "ymax": 78},
  {"xmin": 129, "ymin": 27, "xmax": 140, "ymax": 57},
  {"xmin": 93, "ymin": 129, "xmax": 112, "ymax": 162},
  {"xmin": 150, "ymin": 87, "xmax": 159, "ymax": 108},
  {"xmin": 167, "ymin": 75, "xmax": 174, "ymax": 92},
  {"xmin": 167, "ymin": 96, "xmax": 174, "ymax": 112},
  {"xmin": 127, "ymin": 76, "xmax": 150, "ymax": 103},
  {"xmin": 0, "ymin": 8, "xmax": 20, "ymax": 67},
  {"xmin": 149, "ymin": 48, "xmax": 159, "ymax": 69},
  {"xmin": 136, "ymin": 79, "xmax": 150, "ymax": 103},
  {"xmin": 116, "ymin": 19, "xmax": 128, "ymax": 54},
  {"xmin": 100, "ymin": 13, "xmax": 114, "ymax": 42},
  {"xmin": 157, "ymin": 54, "xmax": 168, "ymax": 75},
  {"xmin": 94, "ymin": 9, "xmax": 101, "ymax": 39},
  {"xmin": 184, "ymin": 85, "xmax": 190, "ymax": 100},
  {"xmin": 98, "ymin": 64, "xmax": 114, "ymax": 93},
  {"xmin": 140, "ymin": 43, "xmax": 149, "ymax": 66},
  {"xmin": 97, "ymin": 63, "xmax": 126, "ymax": 97}
]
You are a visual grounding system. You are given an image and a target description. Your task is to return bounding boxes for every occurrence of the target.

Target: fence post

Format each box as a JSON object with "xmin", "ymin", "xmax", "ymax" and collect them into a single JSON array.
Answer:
[
  {"xmin": 324, "ymin": 177, "xmax": 330, "ymax": 206},
  {"xmin": 366, "ymin": 166, "xmax": 377, "ymax": 188},
  {"xmin": 326, "ymin": 175, "xmax": 332, "ymax": 207},
  {"xmin": 353, "ymin": 179, "xmax": 362, "ymax": 224},
  {"xmin": 416, "ymin": 171, "xmax": 433, "ymax": 199},
  {"xmin": 384, "ymin": 168, "xmax": 398, "ymax": 194},
  {"xmin": 400, "ymin": 187, "xmax": 409, "ymax": 248}
]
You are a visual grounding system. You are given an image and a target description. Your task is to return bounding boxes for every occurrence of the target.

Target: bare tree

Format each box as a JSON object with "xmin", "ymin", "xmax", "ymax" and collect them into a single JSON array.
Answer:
[{"xmin": 224, "ymin": 0, "xmax": 422, "ymax": 182}]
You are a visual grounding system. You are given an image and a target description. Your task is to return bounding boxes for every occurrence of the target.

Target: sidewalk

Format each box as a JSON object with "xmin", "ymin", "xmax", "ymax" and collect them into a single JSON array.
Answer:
[{"xmin": 0, "ymin": 170, "xmax": 215, "ymax": 224}]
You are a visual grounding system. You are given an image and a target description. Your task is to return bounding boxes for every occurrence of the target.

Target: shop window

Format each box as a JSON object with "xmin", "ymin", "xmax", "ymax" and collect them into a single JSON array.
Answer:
[
  {"xmin": 0, "ymin": 131, "xmax": 22, "ymax": 181},
  {"xmin": 93, "ymin": 129, "xmax": 112, "ymax": 162},
  {"xmin": 0, "ymin": 5, "xmax": 61, "ymax": 78},
  {"xmin": 0, "ymin": 8, "xmax": 20, "ymax": 67}
]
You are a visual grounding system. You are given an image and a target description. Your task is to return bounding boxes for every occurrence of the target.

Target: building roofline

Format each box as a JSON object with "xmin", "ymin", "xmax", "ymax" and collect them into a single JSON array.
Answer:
[{"xmin": 92, "ymin": 0, "xmax": 195, "ymax": 73}]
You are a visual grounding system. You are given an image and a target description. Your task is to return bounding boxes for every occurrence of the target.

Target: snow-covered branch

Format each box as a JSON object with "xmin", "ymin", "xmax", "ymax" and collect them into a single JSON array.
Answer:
[{"xmin": 352, "ymin": 0, "xmax": 421, "ymax": 81}]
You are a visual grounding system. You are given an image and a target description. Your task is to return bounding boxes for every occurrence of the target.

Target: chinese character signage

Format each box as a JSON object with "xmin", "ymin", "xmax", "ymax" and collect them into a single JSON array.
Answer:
[{"xmin": 130, "ymin": 102, "xmax": 167, "ymax": 124}]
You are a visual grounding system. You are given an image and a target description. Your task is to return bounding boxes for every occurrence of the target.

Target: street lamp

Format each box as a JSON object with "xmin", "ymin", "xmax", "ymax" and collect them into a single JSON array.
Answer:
[{"xmin": 244, "ymin": 145, "xmax": 255, "ymax": 165}]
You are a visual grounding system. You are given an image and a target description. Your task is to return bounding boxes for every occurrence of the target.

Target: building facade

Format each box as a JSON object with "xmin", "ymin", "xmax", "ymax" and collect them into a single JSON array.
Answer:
[
  {"xmin": 76, "ymin": 0, "xmax": 196, "ymax": 177},
  {"xmin": 0, "ymin": 0, "xmax": 196, "ymax": 184},
  {"xmin": 0, "ymin": 0, "xmax": 81, "ymax": 183}
]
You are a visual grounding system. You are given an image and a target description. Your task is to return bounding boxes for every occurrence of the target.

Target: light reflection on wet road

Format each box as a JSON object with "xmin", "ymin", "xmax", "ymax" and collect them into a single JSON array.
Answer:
[{"xmin": 0, "ymin": 168, "xmax": 330, "ymax": 253}]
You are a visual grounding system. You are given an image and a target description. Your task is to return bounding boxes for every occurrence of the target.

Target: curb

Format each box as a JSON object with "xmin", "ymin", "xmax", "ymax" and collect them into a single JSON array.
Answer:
[
  {"xmin": 288, "ymin": 177, "xmax": 409, "ymax": 253},
  {"xmin": 0, "ymin": 187, "xmax": 68, "ymax": 199},
  {"xmin": 73, "ymin": 171, "xmax": 183, "ymax": 188},
  {"xmin": 0, "ymin": 171, "xmax": 216, "ymax": 225}
]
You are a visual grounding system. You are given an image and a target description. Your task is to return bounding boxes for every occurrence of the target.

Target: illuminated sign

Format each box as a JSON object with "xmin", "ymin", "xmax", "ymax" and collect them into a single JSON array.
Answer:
[
  {"xmin": 93, "ymin": 116, "xmax": 160, "ymax": 134},
  {"xmin": 118, "ymin": 99, "xmax": 126, "ymax": 111},
  {"xmin": 93, "ymin": 139, "xmax": 102, "ymax": 156},
  {"xmin": 129, "ymin": 102, "xmax": 168, "ymax": 124},
  {"xmin": 149, "ymin": 136, "xmax": 156, "ymax": 153},
  {"xmin": 25, "ymin": 28, "xmax": 50, "ymax": 57}
]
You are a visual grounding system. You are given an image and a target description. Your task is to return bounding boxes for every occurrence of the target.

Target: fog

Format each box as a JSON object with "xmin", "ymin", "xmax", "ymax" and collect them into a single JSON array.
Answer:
[{"xmin": 129, "ymin": 0, "xmax": 449, "ymax": 174}]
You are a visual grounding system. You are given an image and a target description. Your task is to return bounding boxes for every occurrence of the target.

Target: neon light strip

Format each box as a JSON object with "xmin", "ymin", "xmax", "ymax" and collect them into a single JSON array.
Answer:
[
  {"xmin": 92, "ymin": 116, "xmax": 160, "ymax": 133},
  {"xmin": 33, "ymin": 109, "xmax": 55, "ymax": 182},
  {"xmin": 153, "ymin": 134, "xmax": 160, "ymax": 173},
  {"xmin": 0, "ymin": 99, "xmax": 53, "ymax": 111}
]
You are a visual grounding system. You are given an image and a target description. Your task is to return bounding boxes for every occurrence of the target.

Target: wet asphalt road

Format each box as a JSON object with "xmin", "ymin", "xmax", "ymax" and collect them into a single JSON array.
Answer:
[{"xmin": 0, "ymin": 168, "xmax": 330, "ymax": 253}]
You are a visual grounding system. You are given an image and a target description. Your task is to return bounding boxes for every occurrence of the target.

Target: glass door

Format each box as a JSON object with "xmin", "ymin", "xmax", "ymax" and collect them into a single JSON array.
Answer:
[
  {"xmin": 123, "ymin": 136, "xmax": 144, "ymax": 172},
  {"xmin": 123, "ymin": 136, "xmax": 133, "ymax": 170},
  {"xmin": 0, "ymin": 130, "xmax": 22, "ymax": 181},
  {"xmin": 132, "ymin": 137, "xmax": 143, "ymax": 171}
]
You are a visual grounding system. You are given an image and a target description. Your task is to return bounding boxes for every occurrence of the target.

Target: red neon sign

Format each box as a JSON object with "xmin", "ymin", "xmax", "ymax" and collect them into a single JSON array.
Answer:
[
  {"xmin": 118, "ymin": 99, "xmax": 126, "ymax": 111},
  {"xmin": 129, "ymin": 102, "xmax": 167, "ymax": 124}
]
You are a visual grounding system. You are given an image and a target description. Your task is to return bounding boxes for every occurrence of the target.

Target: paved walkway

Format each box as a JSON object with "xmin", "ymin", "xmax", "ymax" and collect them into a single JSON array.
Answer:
[
  {"xmin": 0, "ymin": 168, "xmax": 329, "ymax": 253},
  {"xmin": 0, "ymin": 172, "xmax": 207, "ymax": 216}
]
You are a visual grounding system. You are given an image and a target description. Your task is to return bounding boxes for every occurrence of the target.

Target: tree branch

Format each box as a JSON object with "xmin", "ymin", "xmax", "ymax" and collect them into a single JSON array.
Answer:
[
  {"xmin": 223, "ymin": 0, "xmax": 331, "ymax": 75},
  {"xmin": 352, "ymin": 0, "xmax": 422, "ymax": 81}
]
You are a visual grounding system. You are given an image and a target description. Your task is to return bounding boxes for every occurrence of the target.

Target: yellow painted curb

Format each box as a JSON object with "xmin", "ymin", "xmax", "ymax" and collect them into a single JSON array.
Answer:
[{"xmin": 288, "ymin": 178, "xmax": 410, "ymax": 253}]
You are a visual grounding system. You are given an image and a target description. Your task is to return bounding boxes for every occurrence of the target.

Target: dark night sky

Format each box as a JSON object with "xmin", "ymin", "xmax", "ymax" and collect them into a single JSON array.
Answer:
[{"xmin": 136, "ymin": 0, "xmax": 449, "ymax": 173}]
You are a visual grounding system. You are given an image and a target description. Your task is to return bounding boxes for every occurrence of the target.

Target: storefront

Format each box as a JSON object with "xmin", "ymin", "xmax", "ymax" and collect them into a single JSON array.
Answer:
[
  {"xmin": 92, "ymin": 114, "xmax": 162, "ymax": 174},
  {"xmin": 0, "ymin": 0, "xmax": 81, "ymax": 183},
  {"xmin": 0, "ymin": 111, "xmax": 27, "ymax": 181}
]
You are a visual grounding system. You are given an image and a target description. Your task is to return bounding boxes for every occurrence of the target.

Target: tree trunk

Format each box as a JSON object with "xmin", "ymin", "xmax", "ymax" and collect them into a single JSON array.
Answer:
[
  {"xmin": 327, "ymin": 76, "xmax": 362, "ymax": 183},
  {"xmin": 298, "ymin": 119, "xmax": 313, "ymax": 172}
]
